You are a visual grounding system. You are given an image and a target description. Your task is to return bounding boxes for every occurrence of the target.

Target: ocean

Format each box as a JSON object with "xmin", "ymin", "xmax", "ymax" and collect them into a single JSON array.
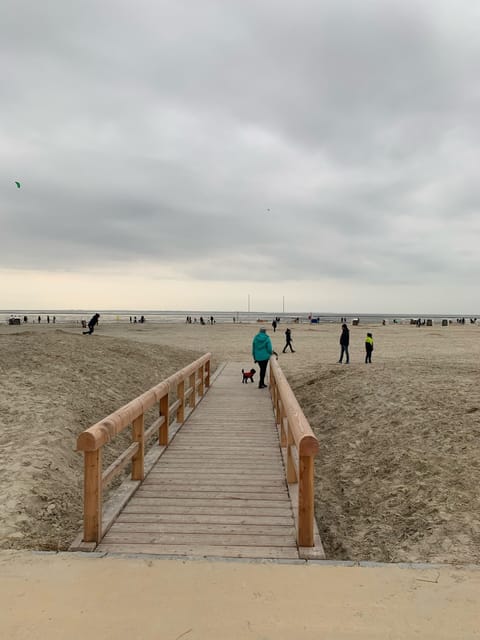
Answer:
[{"xmin": 1, "ymin": 310, "xmax": 474, "ymax": 325}]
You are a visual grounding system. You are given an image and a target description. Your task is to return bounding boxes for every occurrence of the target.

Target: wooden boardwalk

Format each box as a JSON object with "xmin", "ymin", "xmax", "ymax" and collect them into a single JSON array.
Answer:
[{"xmin": 97, "ymin": 362, "xmax": 299, "ymax": 559}]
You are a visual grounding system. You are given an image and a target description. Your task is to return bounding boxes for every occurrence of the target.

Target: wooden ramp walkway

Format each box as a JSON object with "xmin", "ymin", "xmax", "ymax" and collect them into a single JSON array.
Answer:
[{"xmin": 96, "ymin": 363, "xmax": 300, "ymax": 559}]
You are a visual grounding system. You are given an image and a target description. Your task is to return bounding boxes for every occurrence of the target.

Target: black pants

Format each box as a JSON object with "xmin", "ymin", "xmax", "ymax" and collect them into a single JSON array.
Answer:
[
  {"xmin": 257, "ymin": 360, "xmax": 268, "ymax": 387},
  {"xmin": 365, "ymin": 349, "xmax": 372, "ymax": 363},
  {"xmin": 339, "ymin": 345, "xmax": 349, "ymax": 363},
  {"xmin": 83, "ymin": 326, "xmax": 95, "ymax": 335},
  {"xmin": 283, "ymin": 340, "xmax": 294, "ymax": 353}
]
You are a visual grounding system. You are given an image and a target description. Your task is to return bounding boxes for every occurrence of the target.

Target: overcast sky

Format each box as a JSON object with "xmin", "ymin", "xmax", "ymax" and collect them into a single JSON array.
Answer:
[{"xmin": 2, "ymin": 0, "xmax": 480, "ymax": 313}]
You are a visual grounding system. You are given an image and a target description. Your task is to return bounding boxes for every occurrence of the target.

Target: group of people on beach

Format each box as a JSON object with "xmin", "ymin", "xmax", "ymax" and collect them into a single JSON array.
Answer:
[
  {"xmin": 337, "ymin": 324, "xmax": 374, "ymax": 364},
  {"xmin": 15, "ymin": 315, "xmax": 56, "ymax": 324},
  {"xmin": 251, "ymin": 322, "xmax": 375, "ymax": 387}
]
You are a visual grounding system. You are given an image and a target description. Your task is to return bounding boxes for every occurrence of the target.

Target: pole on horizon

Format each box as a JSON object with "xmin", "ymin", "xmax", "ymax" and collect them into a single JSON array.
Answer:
[{"xmin": 248, "ymin": 294, "xmax": 250, "ymax": 314}]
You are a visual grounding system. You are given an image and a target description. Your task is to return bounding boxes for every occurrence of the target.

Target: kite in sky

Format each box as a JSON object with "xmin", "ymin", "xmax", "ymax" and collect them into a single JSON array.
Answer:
[{"xmin": 14, "ymin": 181, "xmax": 21, "ymax": 188}]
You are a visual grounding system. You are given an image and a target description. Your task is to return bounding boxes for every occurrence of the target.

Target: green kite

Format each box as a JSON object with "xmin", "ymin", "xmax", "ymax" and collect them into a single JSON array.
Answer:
[{"xmin": 15, "ymin": 181, "xmax": 21, "ymax": 188}]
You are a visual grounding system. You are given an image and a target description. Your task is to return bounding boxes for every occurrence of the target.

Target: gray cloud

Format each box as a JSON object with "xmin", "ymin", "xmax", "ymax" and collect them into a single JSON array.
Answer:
[{"xmin": 2, "ymin": 0, "xmax": 480, "ymax": 307}]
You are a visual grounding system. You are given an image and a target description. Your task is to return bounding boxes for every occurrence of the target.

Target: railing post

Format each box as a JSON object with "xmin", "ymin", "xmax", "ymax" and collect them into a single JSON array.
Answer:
[
  {"xmin": 189, "ymin": 372, "xmax": 196, "ymax": 408},
  {"xmin": 298, "ymin": 454, "xmax": 315, "ymax": 546},
  {"xmin": 159, "ymin": 393, "xmax": 169, "ymax": 445},
  {"xmin": 176, "ymin": 379, "xmax": 185, "ymax": 423},
  {"xmin": 83, "ymin": 449, "xmax": 102, "ymax": 543},
  {"xmin": 205, "ymin": 358, "xmax": 210, "ymax": 388},
  {"xmin": 198, "ymin": 364, "xmax": 204, "ymax": 397},
  {"xmin": 131, "ymin": 414, "xmax": 145, "ymax": 481}
]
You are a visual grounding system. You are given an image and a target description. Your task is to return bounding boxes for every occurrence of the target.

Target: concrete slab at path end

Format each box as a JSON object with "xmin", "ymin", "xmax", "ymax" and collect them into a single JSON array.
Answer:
[{"xmin": 1, "ymin": 551, "xmax": 479, "ymax": 639}]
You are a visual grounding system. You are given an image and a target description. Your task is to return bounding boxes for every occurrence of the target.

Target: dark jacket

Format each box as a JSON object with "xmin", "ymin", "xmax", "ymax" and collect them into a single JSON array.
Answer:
[
  {"xmin": 340, "ymin": 326, "xmax": 349, "ymax": 346},
  {"xmin": 88, "ymin": 314, "xmax": 100, "ymax": 329}
]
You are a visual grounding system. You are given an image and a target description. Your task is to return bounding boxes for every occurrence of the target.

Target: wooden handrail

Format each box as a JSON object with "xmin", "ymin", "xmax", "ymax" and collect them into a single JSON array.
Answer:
[
  {"xmin": 76, "ymin": 353, "xmax": 211, "ymax": 544},
  {"xmin": 269, "ymin": 356, "xmax": 319, "ymax": 547}
]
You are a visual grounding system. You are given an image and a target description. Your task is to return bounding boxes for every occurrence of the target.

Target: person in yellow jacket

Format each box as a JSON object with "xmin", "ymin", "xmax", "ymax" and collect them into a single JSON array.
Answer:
[{"xmin": 365, "ymin": 332, "xmax": 374, "ymax": 363}]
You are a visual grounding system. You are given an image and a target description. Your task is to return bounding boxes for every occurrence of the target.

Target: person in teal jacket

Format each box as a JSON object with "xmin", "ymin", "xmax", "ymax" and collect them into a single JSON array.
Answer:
[{"xmin": 252, "ymin": 327, "xmax": 273, "ymax": 388}]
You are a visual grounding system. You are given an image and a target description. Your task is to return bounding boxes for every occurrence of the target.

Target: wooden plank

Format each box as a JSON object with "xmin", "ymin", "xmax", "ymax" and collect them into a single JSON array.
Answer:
[
  {"xmin": 122, "ymin": 505, "xmax": 292, "ymax": 516},
  {"xmin": 147, "ymin": 473, "xmax": 284, "ymax": 480},
  {"xmin": 135, "ymin": 490, "xmax": 290, "ymax": 500},
  {"xmin": 142, "ymin": 480, "xmax": 286, "ymax": 489},
  {"xmin": 116, "ymin": 513, "xmax": 294, "ymax": 526},
  {"xmin": 139, "ymin": 479, "xmax": 288, "ymax": 489},
  {"xmin": 144, "ymin": 415, "xmax": 165, "ymax": 440},
  {"xmin": 155, "ymin": 460, "xmax": 283, "ymax": 467},
  {"xmin": 100, "ymin": 532, "xmax": 296, "ymax": 546},
  {"xmin": 162, "ymin": 452, "xmax": 282, "ymax": 459},
  {"xmin": 152, "ymin": 467, "xmax": 283, "ymax": 474},
  {"xmin": 170, "ymin": 442, "xmax": 279, "ymax": 448},
  {"xmin": 129, "ymin": 499, "xmax": 290, "ymax": 510},
  {"xmin": 102, "ymin": 443, "xmax": 139, "ymax": 489},
  {"xmin": 158, "ymin": 460, "xmax": 283, "ymax": 466},
  {"xmin": 148, "ymin": 469, "xmax": 284, "ymax": 477},
  {"xmin": 95, "ymin": 543, "xmax": 300, "ymax": 559},
  {"xmin": 109, "ymin": 523, "xmax": 296, "ymax": 535},
  {"xmin": 137, "ymin": 486, "xmax": 288, "ymax": 495}
]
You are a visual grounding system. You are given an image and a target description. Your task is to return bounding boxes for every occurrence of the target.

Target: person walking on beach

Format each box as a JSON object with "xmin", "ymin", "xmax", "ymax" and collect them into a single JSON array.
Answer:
[
  {"xmin": 365, "ymin": 332, "xmax": 374, "ymax": 363},
  {"xmin": 272, "ymin": 319, "xmax": 277, "ymax": 332},
  {"xmin": 338, "ymin": 323, "xmax": 350, "ymax": 363},
  {"xmin": 83, "ymin": 313, "xmax": 100, "ymax": 335},
  {"xmin": 282, "ymin": 327, "xmax": 295, "ymax": 353},
  {"xmin": 252, "ymin": 327, "xmax": 273, "ymax": 389}
]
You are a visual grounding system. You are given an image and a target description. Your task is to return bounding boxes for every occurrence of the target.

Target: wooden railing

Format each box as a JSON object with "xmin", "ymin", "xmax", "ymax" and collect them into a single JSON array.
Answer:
[
  {"xmin": 76, "ymin": 353, "xmax": 211, "ymax": 544},
  {"xmin": 269, "ymin": 357, "xmax": 319, "ymax": 547}
]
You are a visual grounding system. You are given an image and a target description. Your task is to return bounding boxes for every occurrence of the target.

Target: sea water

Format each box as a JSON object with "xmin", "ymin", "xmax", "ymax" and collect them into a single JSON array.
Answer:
[{"xmin": 1, "ymin": 309, "xmax": 472, "ymax": 325}]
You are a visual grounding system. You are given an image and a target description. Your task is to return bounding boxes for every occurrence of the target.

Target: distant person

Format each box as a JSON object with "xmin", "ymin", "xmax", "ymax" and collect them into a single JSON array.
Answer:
[
  {"xmin": 23, "ymin": 315, "xmax": 28, "ymax": 323},
  {"xmin": 47, "ymin": 315, "xmax": 50, "ymax": 324},
  {"xmin": 53, "ymin": 316, "xmax": 56, "ymax": 324},
  {"xmin": 365, "ymin": 332, "xmax": 374, "ymax": 364},
  {"xmin": 140, "ymin": 315, "xmax": 145, "ymax": 323},
  {"xmin": 252, "ymin": 327, "xmax": 273, "ymax": 389},
  {"xmin": 83, "ymin": 313, "xmax": 100, "ymax": 335},
  {"xmin": 338, "ymin": 323, "xmax": 350, "ymax": 364},
  {"xmin": 282, "ymin": 328, "xmax": 295, "ymax": 353},
  {"xmin": 272, "ymin": 319, "xmax": 277, "ymax": 332},
  {"xmin": 37, "ymin": 315, "xmax": 41, "ymax": 324}
]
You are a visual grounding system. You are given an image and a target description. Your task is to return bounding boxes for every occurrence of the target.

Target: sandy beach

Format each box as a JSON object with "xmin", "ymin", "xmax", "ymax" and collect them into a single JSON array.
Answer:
[{"xmin": 0, "ymin": 319, "xmax": 479, "ymax": 563}]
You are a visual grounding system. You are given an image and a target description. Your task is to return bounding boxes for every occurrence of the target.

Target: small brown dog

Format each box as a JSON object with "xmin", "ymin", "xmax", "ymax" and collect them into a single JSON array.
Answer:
[{"xmin": 242, "ymin": 368, "xmax": 256, "ymax": 383}]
